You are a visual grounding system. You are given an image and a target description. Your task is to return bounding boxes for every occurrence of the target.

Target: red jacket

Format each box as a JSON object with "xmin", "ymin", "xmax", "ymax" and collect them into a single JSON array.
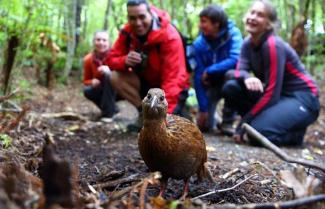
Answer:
[
  {"xmin": 83, "ymin": 51, "xmax": 109, "ymax": 85},
  {"xmin": 107, "ymin": 6, "xmax": 189, "ymax": 113}
]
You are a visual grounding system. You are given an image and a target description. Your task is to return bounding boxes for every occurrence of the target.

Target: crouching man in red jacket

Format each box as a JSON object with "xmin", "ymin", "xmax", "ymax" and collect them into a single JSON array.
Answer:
[{"xmin": 106, "ymin": 0, "xmax": 189, "ymax": 131}]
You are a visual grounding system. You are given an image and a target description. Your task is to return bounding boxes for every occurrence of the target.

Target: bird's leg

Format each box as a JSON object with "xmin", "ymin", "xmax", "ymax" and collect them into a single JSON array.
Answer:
[
  {"xmin": 158, "ymin": 177, "xmax": 168, "ymax": 197},
  {"xmin": 180, "ymin": 178, "xmax": 190, "ymax": 200}
]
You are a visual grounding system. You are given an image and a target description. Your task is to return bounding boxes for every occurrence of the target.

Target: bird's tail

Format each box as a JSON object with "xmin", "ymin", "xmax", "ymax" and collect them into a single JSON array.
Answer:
[{"xmin": 198, "ymin": 162, "xmax": 216, "ymax": 183}]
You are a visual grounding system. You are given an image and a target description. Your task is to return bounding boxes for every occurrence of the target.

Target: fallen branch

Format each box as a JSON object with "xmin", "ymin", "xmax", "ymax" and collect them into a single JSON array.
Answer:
[
  {"xmin": 211, "ymin": 194, "xmax": 325, "ymax": 209},
  {"xmin": 243, "ymin": 123, "xmax": 325, "ymax": 173},
  {"xmin": 0, "ymin": 88, "xmax": 19, "ymax": 103},
  {"xmin": 192, "ymin": 174, "xmax": 257, "ymax": 200},
  {"xmin": 104, "ymin": 172, "xmax": 161, "ymax": 208},
  {"xmin": 93, "ymin": 174, "xmax": 139, "ymax": 189},
  {"xmin": 41, "ymin": 112, "xmax": 87, "ymax": 121},
  {"xmin": 0, "ymin": 105, "xmax": 29, "ymax": 133},
  {"xmin": 139, "ymin": 179, "xmax": 149, "ymax": 209}
]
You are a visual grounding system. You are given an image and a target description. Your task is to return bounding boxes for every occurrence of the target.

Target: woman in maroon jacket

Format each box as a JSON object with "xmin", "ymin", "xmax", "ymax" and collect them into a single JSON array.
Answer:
[
  {"xmin": 106, "ymin": 0, "xmax": 189, "ymax": 119},
  {"xmin": 222, "ymin": 0, "xmax": 320, "ymax": 146}
]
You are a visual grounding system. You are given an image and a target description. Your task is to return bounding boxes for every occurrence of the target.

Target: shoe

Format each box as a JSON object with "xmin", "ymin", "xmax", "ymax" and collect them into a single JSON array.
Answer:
[
  {"xmin": 127, "ymin": 113, "xmax": 143, "ymax": 133},
  {"xmin": 100, "ymin": 117, "xmax": 113, "ymax": 123},
  {"xmin": 217, "ymin": 122, "xmax": 235, "ymax": 136}
]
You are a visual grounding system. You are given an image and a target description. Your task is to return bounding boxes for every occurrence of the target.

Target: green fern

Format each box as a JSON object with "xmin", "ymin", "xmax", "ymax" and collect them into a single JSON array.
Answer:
[{"xmin": 0, "ymin": 134, "xmax": 12, "ymax": 148}]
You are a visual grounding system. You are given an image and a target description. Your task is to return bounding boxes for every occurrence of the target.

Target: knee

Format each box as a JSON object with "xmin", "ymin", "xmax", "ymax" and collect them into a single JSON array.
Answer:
[
  {"xmin": 221, "ymin": 80, "xmax": 241, "ymax": 98},
  {"xmin": 83, "ymin": 86, "xmax": 92, "ymax": 99},
  {"xmin": 250, "ymin": 122, "xmax": 305, "ymax": 146},
  {"xmin": 224, "ymin": 70, "xmax": 236, "ymax": 81},
  {"xmin": 83, "ymin": 86, "xmax": 98, "ymax": 100}
]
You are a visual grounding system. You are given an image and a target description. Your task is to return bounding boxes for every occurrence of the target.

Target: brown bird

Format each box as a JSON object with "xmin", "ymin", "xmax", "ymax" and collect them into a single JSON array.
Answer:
[{"xmin": 138, "ymin": 88, "xmax": 214, "ymax": 199}]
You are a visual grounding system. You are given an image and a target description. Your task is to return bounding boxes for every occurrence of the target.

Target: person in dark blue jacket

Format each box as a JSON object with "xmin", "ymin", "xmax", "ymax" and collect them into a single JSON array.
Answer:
[
  {"xmin": 192, "ymin": 4, "xmax": 243, "ymax": 133},
  {"xmin": 222, "ymin": 0, "xmax": 320, "ymax": 146}
]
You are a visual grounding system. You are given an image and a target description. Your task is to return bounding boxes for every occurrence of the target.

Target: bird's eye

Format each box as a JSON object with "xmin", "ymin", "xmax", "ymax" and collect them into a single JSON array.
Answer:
[
  {"xmin": 159, "ymin": 96, "xmax": 164, "ymax": 101},
  {"xmin": 147, "ymin": 94, "xmax": 152, "ymax": 100}
]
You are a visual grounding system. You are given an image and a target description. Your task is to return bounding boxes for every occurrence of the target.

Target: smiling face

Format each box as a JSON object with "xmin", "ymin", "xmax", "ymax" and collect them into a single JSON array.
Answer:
[
  {"xmin": 245, "ymin": 1, "xmax": 272, "ymax": 38},
  {"xmin": 127, "ymin": 4, "xmax": 153, "ymax": 36},
  {"xmin": 199, "ymin": 16, "xmax": 220, "ymax": 38},
  {"xmin": 93, "ymin": 31, "xmax": 109, "ymax": 53}
]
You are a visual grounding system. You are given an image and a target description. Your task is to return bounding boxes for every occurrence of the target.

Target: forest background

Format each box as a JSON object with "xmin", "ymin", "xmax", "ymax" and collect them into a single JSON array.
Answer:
[{"xmin": 0, "ymin": 0, "xmax": 324, "ymax": 95}]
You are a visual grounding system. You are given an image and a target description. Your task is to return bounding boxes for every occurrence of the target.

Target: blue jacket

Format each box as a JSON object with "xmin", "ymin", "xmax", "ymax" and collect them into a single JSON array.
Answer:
[{"xmin": 192, "ymin": 20, "xmax": 242, "ymax": 112}]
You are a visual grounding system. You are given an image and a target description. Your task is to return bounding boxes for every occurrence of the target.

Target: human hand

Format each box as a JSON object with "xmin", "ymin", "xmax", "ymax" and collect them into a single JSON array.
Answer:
[
  {"xmin": 125, "ymin": 51, "xmax": 142, "ymax": 67},
  {"xmin": 98, "ymin": 65, "xmax": 111, "ymax": 76},
  {"xmin": 91, "ymin": 78, "xmax": 101, "ymax": 88},
  {"xmin": 201, "ymin": 71, "xmax": 210, "ymax": 87},
  {"xmin": 233, "ymin": 133, "xmax": 245, "ymax": 144},
  {"xmin": 244, "ymin": 77, "xmax": 264, "ymax": 92},
  {"xmin": 233, "ymin": 123, "xmax": 247, "ymax": 144},
  {"xmin": 197, "ymin": 112, "xmax": 209, "ymax": 131}
]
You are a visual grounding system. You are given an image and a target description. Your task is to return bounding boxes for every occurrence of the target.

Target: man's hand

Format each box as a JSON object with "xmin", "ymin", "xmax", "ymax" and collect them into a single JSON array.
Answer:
[
  {"xmin": 244, "ymin": 77, "xmax": 264, "ymax": 92},
  {"xmin": 197, "ymin": 112, "xmax": 209, "ymax": 132},
  {"xmin": 91, "ymin": 78, "xmax": 101, "ymax": 88},
  {"xmin": 98, "ymin": 65, "xmax": 111, "ymax": 76},
  {"xmin": 125, "ymin": 51, "xmax": 142, "ymax": 67}
]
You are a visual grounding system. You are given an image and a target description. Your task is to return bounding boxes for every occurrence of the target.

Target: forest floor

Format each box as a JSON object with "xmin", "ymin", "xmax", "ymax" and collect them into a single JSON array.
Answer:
[{"xmin": 1, "ymin": 77, "xmax": 325, "ymax": 208}]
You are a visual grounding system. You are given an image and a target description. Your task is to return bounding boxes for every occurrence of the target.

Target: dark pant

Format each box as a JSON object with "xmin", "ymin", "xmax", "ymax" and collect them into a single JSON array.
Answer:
[
  {"xmin": 222, "ymin": 79, "xmax": 319, "ymax": 146},
  {"xmin": 206, "ymin": 83, "xmax": 237, "ymax": 129},
  {"xmin": 84, "ymin": 74, "xmax": 117, "ymax": 118}
]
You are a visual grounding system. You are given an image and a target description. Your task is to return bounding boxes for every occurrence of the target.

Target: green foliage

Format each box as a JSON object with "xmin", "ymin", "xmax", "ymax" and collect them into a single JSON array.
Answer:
[
  {"xmin": 0, "ymin": 134, "xmax": 12, "ymax": 149},
  {"xmin": 0, "ymin": 0, "xmax": 324, "ymax": 90}
]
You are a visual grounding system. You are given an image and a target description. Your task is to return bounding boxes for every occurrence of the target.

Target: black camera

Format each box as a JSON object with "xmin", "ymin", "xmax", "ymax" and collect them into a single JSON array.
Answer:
[{"xmin": 134, "ymin": 51, "xmax": 148, "ymax": 73}]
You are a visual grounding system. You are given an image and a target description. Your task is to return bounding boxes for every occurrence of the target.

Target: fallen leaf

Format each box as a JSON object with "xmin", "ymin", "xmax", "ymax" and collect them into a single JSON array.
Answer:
[
  {"xmin": 206, "ymin": 146, "xmax": 216, "ymax": 152},
  {"xmin": 312, "ymin": 148, "xmax": 323, "ymax": 155},
  {"xmin": 301, "ymin": 149, "xmax": 314, "ymax": 160}
]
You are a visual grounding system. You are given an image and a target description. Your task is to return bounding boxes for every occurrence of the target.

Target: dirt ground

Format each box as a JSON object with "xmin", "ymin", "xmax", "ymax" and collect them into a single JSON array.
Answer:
[{"xmin": 1, "ymin": 79, "xmax": 325, "ymax": 208}]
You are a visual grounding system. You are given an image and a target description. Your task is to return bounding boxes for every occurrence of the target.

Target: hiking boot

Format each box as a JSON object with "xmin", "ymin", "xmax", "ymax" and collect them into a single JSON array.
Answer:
[
  {"xmin": 127, "ymin": 113, "xmax": 143, "ymax": 133},
  {"xmin": 217, "ymin": 122, "xmax": 235, "ymax": 136},
  {"xmin": 100, "ymin": 117, "xmax": 114, "ymax": 123}
]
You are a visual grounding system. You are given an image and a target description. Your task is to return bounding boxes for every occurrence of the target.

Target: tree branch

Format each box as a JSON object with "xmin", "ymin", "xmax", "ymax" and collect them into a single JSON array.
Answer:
[
  {"xmin": 211, "ymin": 194, "xmax": 325, "ymax": 209},
  {"xmin": 242, "ymin": 123, "xmax": 325, "ymax": 173},
  {"xmin": 191, "ymin": 175, "xmax": 257, "ymax": 200}
]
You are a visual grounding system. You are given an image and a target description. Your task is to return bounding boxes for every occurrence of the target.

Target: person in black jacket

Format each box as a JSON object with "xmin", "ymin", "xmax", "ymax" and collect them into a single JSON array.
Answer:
[{"xmin": 222, "ymin": 0, "xmax": 320, "ymax": 146}]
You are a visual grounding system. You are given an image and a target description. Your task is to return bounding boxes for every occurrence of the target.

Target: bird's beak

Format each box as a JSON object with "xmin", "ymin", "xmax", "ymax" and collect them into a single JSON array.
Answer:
[{"xmin": 150, "ymin": 95, "xmax": 157, "ymax": 108}]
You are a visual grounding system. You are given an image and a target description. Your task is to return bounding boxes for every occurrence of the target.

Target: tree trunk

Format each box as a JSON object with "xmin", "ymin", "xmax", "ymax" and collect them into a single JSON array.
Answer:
[
  {"xmin": 82, "ymin": 0, "xmax": 88, "ymax": 38},
  {"xmin": 103, "ymin": 0, "xmax": 112, "ymax": 30},
  {"xmin": 111, "ymin": 3, "xmax": 123, "ymax": 31},
  {"xmin": 2, "ymin": 35, "xmax": 19, "ymax": 94},
  {"xmin": 320, "ymin": 0, "xmax": 325, "ymax": 31},
  {"xmin": 63, "ymin": 0, "xmax": 77, "ymax": 84},
  {"xmin": 170, "ymin": 0, "xmax": 176, "ymax": 21},
  {"xmin": 75, "ymin": 0, "xmax": 83, "ymax": 52},
  {"xmin": 159, "ymin": 0, "xmax": 163, "ymax": 9},
  {"xmin": 182, "ymin": 0, "xmax": 189, "ymax": 34}
]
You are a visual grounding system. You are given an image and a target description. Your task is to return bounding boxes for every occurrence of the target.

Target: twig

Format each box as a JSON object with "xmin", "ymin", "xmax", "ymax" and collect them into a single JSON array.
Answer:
[
  {"xmin": 139, "ymin": 179, "xmax": 149, "ymax": 209},
  {"xmin": 219, "ymin": 168, "xmax": 240, "ymax": 179},
  {"xmin": 211, "ymin": 194, "xmax": 325, "ymax": 209},
  {"xmin": 0, "ymin": 105, "xmax": 29, "ymax": 133},
  {"xmin": 243, "ymin": 123, "xmax": 325, "ymax": 173},
  {"xmin": 0, "ymin": 88, "xmax": 19, "ymax": 103},
  {"xmin": 105, "ymin": 172, "xmax": 161, "ymax": 208},
  {"xmin": 93, "ymin": 174, "xmax": 139, "ymax": 189},
  {"xmin": 41, "ymin": 112, "xmax": 87, "ymax": 121},
  {"xmin": 192, "ymin": 174, "xmax": 257, "ymax": 200}
]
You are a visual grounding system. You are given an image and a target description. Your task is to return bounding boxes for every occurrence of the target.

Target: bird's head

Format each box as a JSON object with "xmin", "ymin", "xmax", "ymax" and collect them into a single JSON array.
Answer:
[{"xmin": 142, "ymin": 88, "xmax": 168, "ymax": 120}]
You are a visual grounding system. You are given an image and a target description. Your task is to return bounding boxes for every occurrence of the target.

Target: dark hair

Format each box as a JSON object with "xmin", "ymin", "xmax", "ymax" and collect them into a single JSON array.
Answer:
[
  {"xmin": 127, "ymin": 0, "xmax": 150, "ymax": 10},
  {"xmin": 253, "ymin": 0, "xmax": 279, "ymax": 29},
  {"xmin": 199, "ymin": 4, "xmax": 228, "ymax": 28}
]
